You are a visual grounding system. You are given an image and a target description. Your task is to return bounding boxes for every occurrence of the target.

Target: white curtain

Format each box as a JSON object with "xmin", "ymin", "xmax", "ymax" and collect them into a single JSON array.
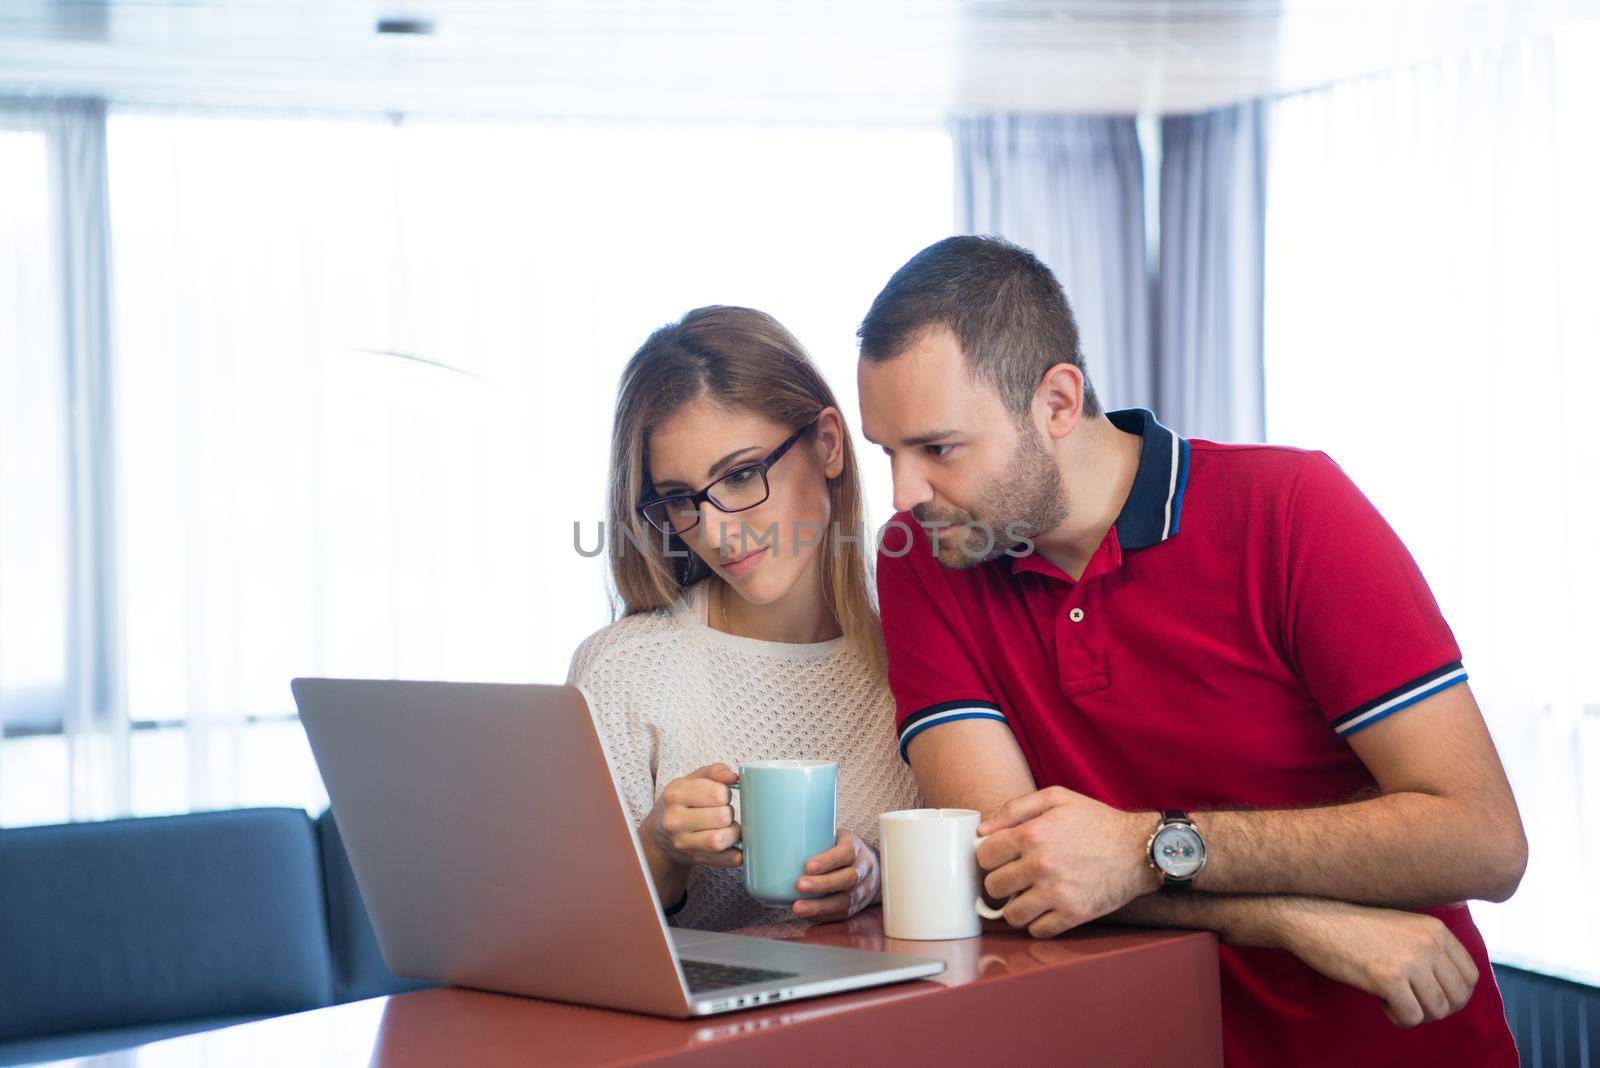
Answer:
[
  {"xmin": 953, "ymin": 111, "xmax": 1270, "ymax": 444},
  {"xmin": 1262, "ymin": 27, "xmax": 1600, "ymax": 983},
  {"xmin": 1158, "ymin": 101, "xmax": 1267, "ymax": 443},
  {"xmin": 1, "ymin": 107, "xmax": 954, "ymax": 826},
  {"xmin": 0, "ymin": 98, "xmax": 129, "ymax": 825},
  {"xmin": 954, "ymin": 115, "xmax": 1154, "ymax": 412}
]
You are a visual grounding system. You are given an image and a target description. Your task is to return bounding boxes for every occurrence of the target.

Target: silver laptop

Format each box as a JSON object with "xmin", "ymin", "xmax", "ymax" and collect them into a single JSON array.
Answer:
[{"xmin": 291, "ymin": 678, "xmax": 944, "ymax": 1017}]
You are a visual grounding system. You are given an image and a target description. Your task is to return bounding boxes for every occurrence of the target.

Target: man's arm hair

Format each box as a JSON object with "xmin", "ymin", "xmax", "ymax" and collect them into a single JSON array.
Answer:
[
  {"xmin": 941, "ymin": 684, "xmax": 1528, "ymax": 911},
  {"xmin": 910, "ymin": 719, "xmax": 1329, "ymax": 940},
  {"xmin": 1107, "ymin": 892, "xmax": 1290, "ymax": 947}
]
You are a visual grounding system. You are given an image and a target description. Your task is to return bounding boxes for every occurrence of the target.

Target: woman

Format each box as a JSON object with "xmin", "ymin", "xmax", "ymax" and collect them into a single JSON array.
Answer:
[{"xmin": 568, "ymin": 305, "xmax": 918, "ymax": 931}]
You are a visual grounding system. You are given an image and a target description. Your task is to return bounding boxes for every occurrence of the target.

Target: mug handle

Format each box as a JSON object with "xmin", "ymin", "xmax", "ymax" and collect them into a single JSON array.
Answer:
[
  {"xmin": 725, "ymin": 771, "xmax": 743, "ymax": 865},
  {"xmin": 974, "ymin": 835, "xmax": 1012, "ymax": 921}
]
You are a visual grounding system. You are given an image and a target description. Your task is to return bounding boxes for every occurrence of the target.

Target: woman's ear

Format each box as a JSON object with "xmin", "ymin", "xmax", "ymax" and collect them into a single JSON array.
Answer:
[{"xmin": 814, "ymin": 407, "xmax": 847, "ymax": 479}]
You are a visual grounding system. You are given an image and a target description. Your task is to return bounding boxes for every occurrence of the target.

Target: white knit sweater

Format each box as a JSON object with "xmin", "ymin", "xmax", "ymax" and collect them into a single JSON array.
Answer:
[{"xmin": 567, "ymin": 581, "xmax": 921, "ymax": 931}]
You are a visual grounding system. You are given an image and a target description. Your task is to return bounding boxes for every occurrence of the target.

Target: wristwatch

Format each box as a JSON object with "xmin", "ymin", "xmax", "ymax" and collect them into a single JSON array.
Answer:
[{"xmin": 1146, "ymin": 810, "xmax": 1207, "ymax": 892}]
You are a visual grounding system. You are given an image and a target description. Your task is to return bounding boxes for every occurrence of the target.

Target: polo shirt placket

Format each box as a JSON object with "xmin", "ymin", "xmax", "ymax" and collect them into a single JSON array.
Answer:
[{"xmin": 1013, "ymin": 545, "xmax": 1113, "ymax": 697}]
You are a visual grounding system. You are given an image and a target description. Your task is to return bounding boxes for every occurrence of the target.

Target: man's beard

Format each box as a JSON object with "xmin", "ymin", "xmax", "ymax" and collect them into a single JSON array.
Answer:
[{"xmin": 912, "ymin": 427, "xmax": 1067, "ymax": 570}]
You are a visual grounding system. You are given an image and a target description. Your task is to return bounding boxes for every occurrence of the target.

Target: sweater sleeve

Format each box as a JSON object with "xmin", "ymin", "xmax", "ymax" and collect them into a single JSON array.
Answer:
[{"xmin": 567, "ymin": 627, "xmax": 661, "ymax": 828}]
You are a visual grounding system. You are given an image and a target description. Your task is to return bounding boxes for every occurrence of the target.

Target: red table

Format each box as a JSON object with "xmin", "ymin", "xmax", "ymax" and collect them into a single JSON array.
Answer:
[{"xmin": 46, "ymin": 912, "xmax": 1221, "ymax": 1066}]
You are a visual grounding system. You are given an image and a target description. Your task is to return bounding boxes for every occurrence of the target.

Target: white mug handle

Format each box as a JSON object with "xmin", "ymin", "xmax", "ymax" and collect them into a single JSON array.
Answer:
[{"xmin": 974, "ymin": 834, "xmax": 1011, "ymax": 921}]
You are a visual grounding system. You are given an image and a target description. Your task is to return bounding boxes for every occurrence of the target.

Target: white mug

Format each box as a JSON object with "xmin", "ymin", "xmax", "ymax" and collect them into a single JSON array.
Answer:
[{"xmin": 878, "ymin": 808, "xmax": 1008, "ymax": 940}]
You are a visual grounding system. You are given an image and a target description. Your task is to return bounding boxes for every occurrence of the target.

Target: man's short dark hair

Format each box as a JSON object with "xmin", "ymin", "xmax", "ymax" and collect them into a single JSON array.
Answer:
[{"xmin": 856, "ymin": 235, "xmax": 1099, "ymax": 419}]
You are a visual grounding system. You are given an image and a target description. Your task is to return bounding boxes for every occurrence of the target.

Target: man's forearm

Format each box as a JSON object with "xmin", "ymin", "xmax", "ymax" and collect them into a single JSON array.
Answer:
[
  {"xmin": 1183, "ymin": 684, "xmax": 1526, "ymax": 908},
  {"xmin": 1105, "ymin": 891, "xmax": 1295, "ymax": 950},
  {"xmin": 1188, "ymin": 787, "xmax": 1525, "ymax": 908}
]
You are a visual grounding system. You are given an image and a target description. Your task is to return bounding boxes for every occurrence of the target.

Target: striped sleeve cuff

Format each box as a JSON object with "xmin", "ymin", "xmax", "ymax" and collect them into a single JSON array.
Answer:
[
  {"xmin": 1331, "ymin": 661, "xmax": 1468, "ymax": 736},
  {"xmin": 897, "ymin": 700, "xmax": 1008, "ymax": 760}
]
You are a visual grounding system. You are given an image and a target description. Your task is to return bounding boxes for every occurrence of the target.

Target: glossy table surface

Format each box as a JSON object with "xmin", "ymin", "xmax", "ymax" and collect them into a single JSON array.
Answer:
[{"xmin": 44, "ymin": 911, "xmax": 1221, "ymax": 1066}]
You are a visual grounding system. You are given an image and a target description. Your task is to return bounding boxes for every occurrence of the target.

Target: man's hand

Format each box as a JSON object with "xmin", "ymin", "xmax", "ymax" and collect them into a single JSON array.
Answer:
[
  {"xmin": 791, "ymin": 830, "xmax": 879, "ymax": 922},
  {"xmin": 1109, "ymin": 891, "xmax": 1481, "ymax": 1028},
  {"xmin": 976, "ymin": 786, "xmax": 1158, "ymax": 937},
  {"xmin": 1271, "ymin": 898, "xmax": 1480, "ymax": 1028},
  {"xmin": 644, "ymin": 763, "xmax": 743, "ymax": 870}
]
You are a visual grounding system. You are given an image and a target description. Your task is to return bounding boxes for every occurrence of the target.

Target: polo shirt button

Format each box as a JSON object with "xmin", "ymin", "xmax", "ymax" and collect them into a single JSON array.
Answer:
[{"xmin": 1069, "ymin": 607, "xmax": 1085, "ymax": 623}]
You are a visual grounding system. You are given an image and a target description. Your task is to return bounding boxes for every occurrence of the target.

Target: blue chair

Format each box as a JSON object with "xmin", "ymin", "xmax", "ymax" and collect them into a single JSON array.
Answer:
[
  {"xmin": 0, "ymin": 808, "xmax": 334, "ymax": 1065},
  {"xmin": 315, "ymin": 808, "xmax": 431, "ymax": 1005}
]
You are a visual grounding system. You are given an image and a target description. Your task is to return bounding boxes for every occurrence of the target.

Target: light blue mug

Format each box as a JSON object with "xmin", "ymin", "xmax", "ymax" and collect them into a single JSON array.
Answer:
[{"xmin": 735, "ymin": 760, "xmax": 838, "ymax": 907}]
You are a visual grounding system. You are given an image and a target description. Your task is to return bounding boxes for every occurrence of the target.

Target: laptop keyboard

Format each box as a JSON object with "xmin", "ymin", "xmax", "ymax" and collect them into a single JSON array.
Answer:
[{"xmin": 681, "ymin": 959, "xmax": 798, "ymax": 993}]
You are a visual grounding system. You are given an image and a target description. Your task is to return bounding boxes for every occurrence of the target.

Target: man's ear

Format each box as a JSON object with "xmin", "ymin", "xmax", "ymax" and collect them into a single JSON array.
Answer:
[
  {"xmin": 1035, "ymin": 363, "xmax": 1086, "ymax": 441},
  {"xmin": 814, "ymin": 406, "xmax": 847, "ymax": 478}
]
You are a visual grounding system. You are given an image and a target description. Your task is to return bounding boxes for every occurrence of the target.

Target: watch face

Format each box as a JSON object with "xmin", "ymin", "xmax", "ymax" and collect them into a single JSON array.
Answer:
[{"xmin": 1153, "ymin": 824, "xmax": 1206, "ymax": 879}]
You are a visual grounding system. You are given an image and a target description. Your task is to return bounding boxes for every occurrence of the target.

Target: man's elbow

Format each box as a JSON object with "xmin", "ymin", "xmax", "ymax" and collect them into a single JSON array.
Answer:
[{"xmin": 1478, "ymin": 817, "xmax": 1529, "ymax": 903}]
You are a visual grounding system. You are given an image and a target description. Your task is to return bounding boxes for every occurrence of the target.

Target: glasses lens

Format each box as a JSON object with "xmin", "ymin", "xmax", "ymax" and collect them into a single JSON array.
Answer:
[
  {"xmin": 706, "ymin": 465, "xmax": 769, "ymax": 513},
  {"xmin": 643, "ymin": 497, "xmax": 701, "ymax": 534}
]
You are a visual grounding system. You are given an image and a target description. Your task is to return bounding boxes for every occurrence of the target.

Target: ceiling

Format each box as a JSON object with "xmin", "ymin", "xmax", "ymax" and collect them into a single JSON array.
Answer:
[{"xmin": 1, "ymin": 0, "xmax": 1597, "ymax": 121}]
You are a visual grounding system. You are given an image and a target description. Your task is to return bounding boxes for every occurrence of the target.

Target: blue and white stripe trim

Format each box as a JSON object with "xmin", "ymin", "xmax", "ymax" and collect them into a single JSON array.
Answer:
[
  {"xmin": 897, "ymin": 700, "xmax": 1008, "ymax": 760},
  {"xmin": 1104, "ymin": 409, "xmax": 1191, "ymax": 550},
  {"xmin": 1331, "ymin": 661, "xmax": 1468, "ymax": 736},
  {"xmin": 1164, "ymin": 433, "xmax": 1191, "ymax": 541}
]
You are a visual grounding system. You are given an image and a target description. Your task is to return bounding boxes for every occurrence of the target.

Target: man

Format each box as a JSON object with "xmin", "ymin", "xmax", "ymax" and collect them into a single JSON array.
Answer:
[{"xmin": 856, "ymin": 235, "xmax": 1526, "ymax": 1066}]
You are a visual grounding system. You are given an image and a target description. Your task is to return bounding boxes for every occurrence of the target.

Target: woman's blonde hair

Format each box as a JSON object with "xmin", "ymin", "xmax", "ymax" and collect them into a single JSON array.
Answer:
[{"xmin": 606, "ymin": 305, "xmax": 884, "ymax": 675}]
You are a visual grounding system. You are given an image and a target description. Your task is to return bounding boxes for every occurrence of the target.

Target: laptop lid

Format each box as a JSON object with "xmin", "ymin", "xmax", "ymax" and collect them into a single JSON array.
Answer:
[{"xmin": 292, "ymin": 678, "xmax": 693, "ymax": 1017}]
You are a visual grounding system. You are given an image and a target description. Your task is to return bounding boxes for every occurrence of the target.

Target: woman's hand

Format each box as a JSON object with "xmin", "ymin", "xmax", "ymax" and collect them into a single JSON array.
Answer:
[
  {"xmin": 644, "ymin": 763, "xmax": 743, "ymax": 871},
  {"xmin": 791, "ymin": 830, "xmax": 879, "ymax": 922}
]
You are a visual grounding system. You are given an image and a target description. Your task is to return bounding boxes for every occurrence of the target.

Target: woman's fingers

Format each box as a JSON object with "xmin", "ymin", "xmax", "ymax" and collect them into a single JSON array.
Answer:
[
  {"xmin": 661, "ymin": 804, "xmax": 734, "ymax": 834},
  {"xmin": 649, "ymin": 768, "xmax": 746, "ymax": 870},
  {"xmin": 659, "ymin": 766, "xmax": 737, "ymax": 861},
  {"xmin": 694, "ymin": 763, "xmax": 741, "ymax": 785},
  {"xmin": 664, "ymin": 776, "xmax": 732, "ymax": 808},
  {"xmin": 797, "ymin": 861, "xmax": 863, "ymax": 896},
  {"xmin": 679, "ymin": 825, "xmax": 741, "ymax": 854},
  {"xmin": 804, "ymin": 837, "xmax": 857, "ymax": 876},
  {"xmin": 792, "ymin": 833, "xmax": 877, "ymax": 920},
  {"xmin": 793, "ymin": 891, "xmax": 853, "ymax": 920}
]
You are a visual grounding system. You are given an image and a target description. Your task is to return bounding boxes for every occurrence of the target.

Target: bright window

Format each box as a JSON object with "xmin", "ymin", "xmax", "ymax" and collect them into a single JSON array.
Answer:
[
  {"xmin": 0, "ymin": 127, "xmax": 69, "ymax": 738},
  {"xmin": 14, "ymin": 112, "xmax": 949, "ymax": 825},
  {"xmin": 0, "ymin": 124, "xmax": 79, "ymax": 831},
  {"xmin": 1263, "ymin": 27, "xmax": 1600, "ymax": 981}
]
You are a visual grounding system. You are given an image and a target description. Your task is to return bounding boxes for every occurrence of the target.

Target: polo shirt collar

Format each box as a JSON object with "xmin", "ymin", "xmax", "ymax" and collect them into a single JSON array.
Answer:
[{"xmin": 1107, "ymin": 408, "xmax": 1191, "ymax": 550}]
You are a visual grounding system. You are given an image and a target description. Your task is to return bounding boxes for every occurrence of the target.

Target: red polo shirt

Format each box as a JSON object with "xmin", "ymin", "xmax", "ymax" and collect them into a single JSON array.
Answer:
[{"xmin": 877, "ymin": 408, "xmax": 1514, "ymax": 1067}]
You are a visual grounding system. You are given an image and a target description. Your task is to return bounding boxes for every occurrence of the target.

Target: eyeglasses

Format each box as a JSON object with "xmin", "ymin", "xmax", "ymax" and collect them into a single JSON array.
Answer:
[{"xmin": 638, "ymin": 417, "xmax": 819, "ymax": 537}]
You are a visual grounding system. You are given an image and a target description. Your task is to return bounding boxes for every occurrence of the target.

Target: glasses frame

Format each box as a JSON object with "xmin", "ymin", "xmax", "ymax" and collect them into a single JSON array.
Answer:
[{"xmin": 637, "ymin": 417, "xmax": 820, "ymax": 537}]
